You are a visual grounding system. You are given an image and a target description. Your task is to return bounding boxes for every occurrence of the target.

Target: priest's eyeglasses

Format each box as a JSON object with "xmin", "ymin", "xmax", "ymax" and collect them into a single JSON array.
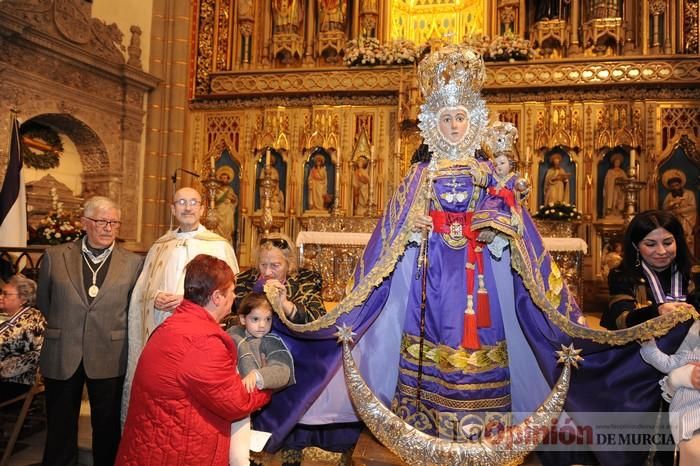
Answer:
[
  {"xmin": 259, "ymin": 237, "xmax": 290, "ymax": 250},
  {"xmin": 173, "ymin": 199, "xmax": 203, "ymax": 207},
  {"xmin": 84, "ymin": 217, "xmax": 122, "ymax": 228}
]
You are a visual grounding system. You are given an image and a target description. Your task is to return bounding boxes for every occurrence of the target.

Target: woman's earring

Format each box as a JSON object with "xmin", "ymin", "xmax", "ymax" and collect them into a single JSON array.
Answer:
[{"xmin": 635, "ymin": 248, "xmax": 641, "ymax": 267}]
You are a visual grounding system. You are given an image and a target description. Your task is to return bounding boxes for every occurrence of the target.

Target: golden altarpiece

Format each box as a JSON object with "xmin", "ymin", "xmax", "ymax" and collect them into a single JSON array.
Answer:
[{"xmin": 186, "ymin": 0, "xmax": 700, "ymax": 305}]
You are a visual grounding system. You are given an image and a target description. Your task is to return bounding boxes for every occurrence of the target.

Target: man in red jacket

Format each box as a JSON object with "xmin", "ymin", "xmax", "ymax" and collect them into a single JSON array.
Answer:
[{"xmin": 117, "ymin": 254, "xmax": 271, "ymax": 465}]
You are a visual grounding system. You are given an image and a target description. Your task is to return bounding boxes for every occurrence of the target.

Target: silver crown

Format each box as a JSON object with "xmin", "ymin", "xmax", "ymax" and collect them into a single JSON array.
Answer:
[
  {"xmin": 417, "ymin": 44, "xmax": 489, "ymax": 164},
  {"xmin": 482, "ymin": 122, "xmax": 519, "ymax": 161},
  {"xmin": 417, "ymin": 44, "xmax": 486, "ymax": 100}
]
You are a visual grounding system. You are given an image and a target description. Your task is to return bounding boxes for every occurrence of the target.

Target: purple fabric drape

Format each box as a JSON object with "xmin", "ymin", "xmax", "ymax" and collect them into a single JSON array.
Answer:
[{"xmin": 254, "ymin": 161, "xmax": 689, "ymax": 466}]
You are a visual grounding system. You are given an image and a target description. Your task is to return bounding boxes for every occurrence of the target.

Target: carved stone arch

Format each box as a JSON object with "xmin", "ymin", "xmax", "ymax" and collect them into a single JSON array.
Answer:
[
  {"xmin": 29, "ymin": 113, "xmax": 110, "ymax": 175},
  {"xmin": 551, "ymin": 128, "xmax": 571, "ymax": 148},
  {"xmin": 655, "ymin": 133, "xmax": 700, "ymax": 170},
  {"xmin": 613, "ymin": 127, "xmax": 634, "ymax": 148},
  {"xmin": 596, "ymin": 129, "xmax": 613, "ymax": 149}
]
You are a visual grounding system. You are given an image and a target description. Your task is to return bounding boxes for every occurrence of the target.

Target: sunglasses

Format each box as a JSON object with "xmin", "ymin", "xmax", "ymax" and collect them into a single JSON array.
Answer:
[{"xmin": 259, "ymin": 237, "xmax": 290, "ymax": 250}]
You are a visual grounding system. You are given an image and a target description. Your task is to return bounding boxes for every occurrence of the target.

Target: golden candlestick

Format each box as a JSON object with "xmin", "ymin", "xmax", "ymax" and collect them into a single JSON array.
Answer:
[
  {"xmin": 260, "ymin": 165, "xmax": 274, "ymax": 236},
  {"xmin": 617, "ymin": 166, "xmax": 646, "ymax": 225},
  {"xmin": 202, "ymin": 166, "xmax": 222, "ymax": 232}
]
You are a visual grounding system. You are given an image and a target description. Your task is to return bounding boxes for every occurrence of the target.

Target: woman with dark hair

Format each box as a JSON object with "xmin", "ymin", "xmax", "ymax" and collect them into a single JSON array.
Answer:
[
  {"xmin": 602, "ymin": 210, "xmax": 698, "ymax": 330},
  {"xmin": 117, "ymin": 254, "xmax": 270, "ymax": 465}
]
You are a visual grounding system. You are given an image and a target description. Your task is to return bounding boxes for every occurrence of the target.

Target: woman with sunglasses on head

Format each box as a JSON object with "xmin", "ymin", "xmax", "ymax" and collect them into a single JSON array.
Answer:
[
  {"xmin": 231, "ymin": 233, "xmax": 327, "ymax": 465},
  {"xmin": 233, "ymin": 232, "xmax": 325, "ymax": 325},
  {"xmin": 0, "ymin": 274, "xmax": 46, "ymax": 402},
  {"xmin": 602, "ymin": 210, "xmax": 699, "ymax": 331}
]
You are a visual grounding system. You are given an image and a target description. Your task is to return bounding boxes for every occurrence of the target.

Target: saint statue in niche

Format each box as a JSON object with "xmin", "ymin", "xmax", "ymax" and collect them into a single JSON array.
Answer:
[
  {"xmin": 602, "ymin": 152, "xmax": 626, "ymax": 218},
  {"xmin": 213, "ymin": 165, "xmax": 238, "ymax": 242},
  {"xmin": 353, "ymin": 156, "xmax": 370, "ymax": 216},
  {"xmin": 257, "ymin": 153, "xmax": 285, "ymax": 213},
  {"xmin": 662, "ymin": 169, "xmax": 697, "ymax": 251},
  {"xmin": 307, "ymin": 154, "xmax": 329, "ymax": 211},
  {"xmin": 271, "ymin": 0, "xmax": 303, "ymax": 34},
  {"xmin": 543, "ymin": 152, "xmax": 571, "ymax": 205},
  {"xmin": 318, "ymin": 0, "xmax": 347, "ymax": 32}
]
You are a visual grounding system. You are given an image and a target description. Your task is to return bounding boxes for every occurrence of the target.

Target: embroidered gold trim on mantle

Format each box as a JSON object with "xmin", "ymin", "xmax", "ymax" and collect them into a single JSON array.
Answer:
[
  {"xmin": 397, "ymin": 383, "xmax": 511, "ymax": 411},
  {"xmin": 402, "ymin": 336, "xmax": 509, "ymax": 373},
  {"xmin": 399, "ymin": 367, "xmax": 510, "ymax": 391}
]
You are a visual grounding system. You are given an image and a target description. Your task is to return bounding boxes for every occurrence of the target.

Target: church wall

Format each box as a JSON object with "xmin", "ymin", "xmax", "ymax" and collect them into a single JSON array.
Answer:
[{"xmin": 92, "ymin": 0, "xmax": 154, "ymax": 71}]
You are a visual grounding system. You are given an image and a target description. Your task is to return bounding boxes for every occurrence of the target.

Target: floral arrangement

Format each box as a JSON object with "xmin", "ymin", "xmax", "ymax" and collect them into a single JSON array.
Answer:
[
  {"xmin": 533, "ymin": 202, "xmax": 582, "ymax": 221},
  {"xmin": 343, "ymin": 37, "xmax": 386, "ymax": 66},
  {"xmin": 344, "ymin": 34, "xmax": 534, "ymax": 67},
  {"xmin": 464, "ymin": 32, "xmax": 534, "ymax": 62},
  {"xmin": 28, "ymin": 188, "xmax": 83, "ymax": 245},
  {"xmin": 383, "ymin": 39, "xmax": 419, "ymax": 65}
]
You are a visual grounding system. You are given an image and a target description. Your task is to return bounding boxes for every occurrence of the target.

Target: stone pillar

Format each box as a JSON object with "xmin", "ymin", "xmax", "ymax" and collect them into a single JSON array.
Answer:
[{"xmin": 140, "ymin": 0, "xmax": 193, "ymax": 247}]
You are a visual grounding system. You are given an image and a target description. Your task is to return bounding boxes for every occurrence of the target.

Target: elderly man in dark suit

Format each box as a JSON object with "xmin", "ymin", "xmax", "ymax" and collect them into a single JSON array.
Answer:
[{"xmin": 37, "ymin": 196, "xmax": 143, "ymax": 466}]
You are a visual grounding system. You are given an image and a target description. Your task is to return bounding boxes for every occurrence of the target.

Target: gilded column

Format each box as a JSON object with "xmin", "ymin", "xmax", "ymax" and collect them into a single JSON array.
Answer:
[
  {"xmin": 649, "ymin": 0, "xmax": 664, "ymax": 52},
  {"xmin": 237, "ymin": 0, "xmax": 255, "ymax": 68},
  {"xmin": 352, "ymin": 0, "xmax": 361, "ymax": 39},
  {"xmin": 260, "ymin": 0, "xmax": 272, "ymax": 67},
  {"xmin": 569, "ymin": 0, "xmax": 582, "ymax": 55},
  {"xmin": 304, "ymin": 0, "xmax": 315, "ymax": 65}
]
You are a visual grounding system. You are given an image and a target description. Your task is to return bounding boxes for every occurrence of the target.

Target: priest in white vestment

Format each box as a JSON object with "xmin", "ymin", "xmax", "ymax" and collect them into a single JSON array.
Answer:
[{"xmin": 121, "ymin": 187, "xmax": 239, "ymax": 422}]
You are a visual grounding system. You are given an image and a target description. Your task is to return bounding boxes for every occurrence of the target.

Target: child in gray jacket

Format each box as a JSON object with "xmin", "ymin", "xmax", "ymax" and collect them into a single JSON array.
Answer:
[{"xmin": 228, "ymin": 292, "xmax": 295, "ymax": 466}]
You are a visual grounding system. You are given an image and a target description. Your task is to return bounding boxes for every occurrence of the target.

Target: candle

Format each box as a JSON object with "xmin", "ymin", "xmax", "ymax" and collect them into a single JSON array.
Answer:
[
  {"xmin": 210, "ymin": 155, "xmax": 216, "ymax": 171},
  {"xmin": 629, "ymin": 148, "xmax": 636, "ymax": 168},
  {"xmin": 525, "ymin": 146, "xmax": 531, "ymax": 166},
  {"xmin": 265, "ymin": 148, "xmax": 271, "ymax": 167}
]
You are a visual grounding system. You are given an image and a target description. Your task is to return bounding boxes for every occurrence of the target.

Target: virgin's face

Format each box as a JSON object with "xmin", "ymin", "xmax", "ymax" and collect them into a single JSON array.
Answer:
[
  {"xmin": 638, "ymin": 227, "xmax": 677, "ymax": 271},
  {"xmin": 612, "ymin": 157, "xmax": 621, "ymax": 168},
  {"xmin": 438, "ymin": 107, "xmax": 470, "ymax": 144}
]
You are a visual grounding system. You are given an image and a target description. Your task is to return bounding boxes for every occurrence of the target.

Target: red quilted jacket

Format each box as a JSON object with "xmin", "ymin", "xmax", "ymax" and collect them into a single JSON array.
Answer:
[{"xmin": 116, "ymin": 299, "xmax": 271, "ymax": 465}]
